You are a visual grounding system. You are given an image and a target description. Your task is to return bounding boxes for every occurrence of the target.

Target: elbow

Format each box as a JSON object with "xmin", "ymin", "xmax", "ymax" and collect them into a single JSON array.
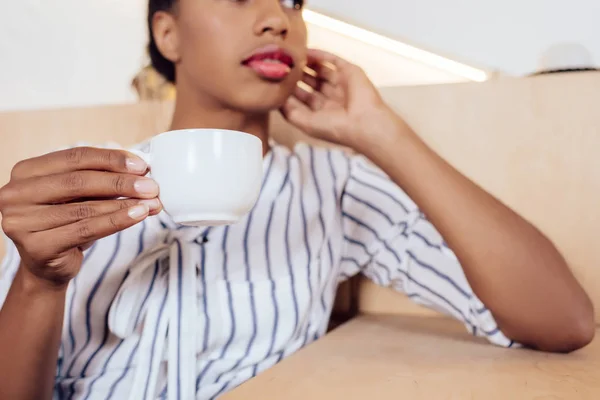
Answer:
[
  {"xmin": 538, "ymin": 321, "xmax": 595, "ymax": 354},
  {"xmin": 571, "ymin": 315, "xmax": 597, "ymax": 351},
  {"xmin": 530, "ymin": 300, "xmax": 596, "ymax": 353},
  {"xmin": 539, "ymin": 319, "xmax": 595, "ymax": 354}
]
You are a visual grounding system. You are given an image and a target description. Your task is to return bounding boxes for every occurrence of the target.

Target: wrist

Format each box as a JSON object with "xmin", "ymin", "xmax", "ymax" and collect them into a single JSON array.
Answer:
[
  {"xmin": 16, "ymin": 264, "xmax": 69, "ymax": 297},
  {"xmin": 351, "ymin": 106, "xmax": 417, "ymax": 158}
]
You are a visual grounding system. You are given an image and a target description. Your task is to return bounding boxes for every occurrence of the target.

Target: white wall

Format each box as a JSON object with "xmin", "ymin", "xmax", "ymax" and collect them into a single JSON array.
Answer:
[
  {"xmin": 0, "ymin": 0, "xmax": 148, "ymax": 111},
  {"xmin": 0, "ymin": 1, "xmax": 472, "ymax": 112},
  {"xmin": 5, "ymin": 1, "xmax": 594, "ymax": 112},
  {"xmin": 312, "ymin": 0, "xmax": 600, "ymax": 75}
]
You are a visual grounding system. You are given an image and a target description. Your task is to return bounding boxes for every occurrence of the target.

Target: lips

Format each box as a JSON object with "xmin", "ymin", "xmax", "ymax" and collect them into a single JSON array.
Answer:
[{"xmin": 242, "ymin": 45, "xmax": 295, "ymax": 81}]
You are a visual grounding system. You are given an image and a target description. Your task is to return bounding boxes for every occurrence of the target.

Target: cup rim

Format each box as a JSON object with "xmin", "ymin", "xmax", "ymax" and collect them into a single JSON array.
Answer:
[{"xmin": 152, "ymin": 128, "xmax": 262, "ymax": 145}]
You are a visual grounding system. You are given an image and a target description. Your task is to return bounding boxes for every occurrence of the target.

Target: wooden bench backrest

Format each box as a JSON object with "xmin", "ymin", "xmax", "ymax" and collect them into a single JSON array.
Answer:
[
  {"xmin": 1, "ymin": 72, "xmax": 599, "ymax": 322},
  {"xmin": 358, "ymin": 72, "xmax": 600, "ymax": 323}
]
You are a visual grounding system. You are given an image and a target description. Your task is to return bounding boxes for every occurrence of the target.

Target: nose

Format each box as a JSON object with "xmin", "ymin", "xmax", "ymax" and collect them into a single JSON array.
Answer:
[{"xmin": 253, "ymin": 1, "xmax": 290, "ymax": 38}]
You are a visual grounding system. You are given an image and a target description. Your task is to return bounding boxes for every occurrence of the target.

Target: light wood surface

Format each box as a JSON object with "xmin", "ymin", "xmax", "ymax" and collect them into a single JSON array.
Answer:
[{"xmin": 223, "ymin": 314, "xmax": 600, "ymax": 399}]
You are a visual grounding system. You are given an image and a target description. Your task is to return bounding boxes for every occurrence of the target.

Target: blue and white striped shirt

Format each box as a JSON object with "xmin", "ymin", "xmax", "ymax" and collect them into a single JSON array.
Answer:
[{"xmin": 0, "ymin": 141, "xmax": 513, "ymax": 400}]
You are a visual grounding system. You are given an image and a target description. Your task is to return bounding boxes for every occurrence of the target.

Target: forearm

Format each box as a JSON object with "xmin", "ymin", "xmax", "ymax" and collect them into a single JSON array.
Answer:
[
  {"xmin": 357, "ymin": 114, "xmax": 594, "ymax": 351},
  {"xmin": 0, "ymin": 265, "xmax": 65, "ymax": 400}
]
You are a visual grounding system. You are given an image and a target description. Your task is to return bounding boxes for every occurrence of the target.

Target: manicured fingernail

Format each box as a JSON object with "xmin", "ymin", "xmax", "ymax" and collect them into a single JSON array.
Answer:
[
  {"xmin": 134, "ymin": 179, "xmax": 159, "ymax": 195},
  {"xmin": 126, "ymin": 158, "xmax": 147, "ymax": 173},
  {"xmin": 128, "ymin": 204, "xmax": 149, "ymax": 219},
  {"xmin": 139, "ymin": 198, "xmax": 161, "ymax": 211}
]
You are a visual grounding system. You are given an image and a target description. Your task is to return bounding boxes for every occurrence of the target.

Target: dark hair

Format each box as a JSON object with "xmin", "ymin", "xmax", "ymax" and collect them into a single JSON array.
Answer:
[{"xmin": 148, "ymin": 0, "xmax": 178, "ymax": 83}]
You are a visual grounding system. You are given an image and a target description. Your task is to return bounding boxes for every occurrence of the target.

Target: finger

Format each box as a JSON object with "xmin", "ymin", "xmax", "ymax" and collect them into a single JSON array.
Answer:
[
  {"xmin": 2, "ymin": 171, "xmax": 159, "ymax": 205},
  {"xmin": 307, "ymin": 49, "xmax": 366, "ymax": 90},
  {"xmin": 16, "ymin": 198, "xmax": 162, "ymax": 232},
  {"xmin": 37, "ymin": 204, "xmax": 150, "ymax": 253},
  {"xmin": 301, "ymin": 72, "xmax": 344, "ymax": 103},
  {"xmin": 304, "ymin": 61, "xmax": 339, "ymax": 86},
  {"xmin": 293, "ymin": 82, "xmax": 326, "ymax": 111},
  {"xmin": 10, "ymin": 147, "xmax": 148, "ymax": 181},
  {"xmin": 307, "ymin": 48, "xmax": 352, "ymax": 71},
  {"xmin": 79, "ymin": 242, "xmax": 95, "ymax": 251},
  {"xmin": 280, "ymin": 96, "xmax": 315, "ymax": 132}
]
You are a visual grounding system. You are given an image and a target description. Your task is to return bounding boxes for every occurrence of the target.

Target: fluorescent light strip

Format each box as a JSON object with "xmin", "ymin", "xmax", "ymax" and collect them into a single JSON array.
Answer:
[{"xmin": 303, "ymin": 9, "xmax": 488, "ymax": 82}]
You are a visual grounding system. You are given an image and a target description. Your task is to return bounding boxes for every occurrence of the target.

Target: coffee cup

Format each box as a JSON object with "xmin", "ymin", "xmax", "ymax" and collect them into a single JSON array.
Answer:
[{"xmin": 131, "ymin": 129, "xmax": 263, "ymax": 226}]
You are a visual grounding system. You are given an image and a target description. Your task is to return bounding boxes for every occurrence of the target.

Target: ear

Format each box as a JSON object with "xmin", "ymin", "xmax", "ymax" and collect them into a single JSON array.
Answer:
[{"xmin": 152, "ymin": 11, "xmax": 180, "ymax": 63}]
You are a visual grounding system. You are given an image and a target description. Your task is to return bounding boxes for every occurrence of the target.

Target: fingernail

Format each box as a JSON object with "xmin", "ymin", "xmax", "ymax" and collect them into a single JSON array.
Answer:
[
  {"xmin": 139, "ymin": 198, "xmax": 161, "ymax": 211},
  {"xmin": 126, "ymin": 158, "xmax": 147, "ymax": 173},
  {"xmin": 134, "ymin": 179, "xmax": 159, "ymax": 195},
  {"xmin": 128, "ymin": 204, "xmax": 149, "ymax": 219}
]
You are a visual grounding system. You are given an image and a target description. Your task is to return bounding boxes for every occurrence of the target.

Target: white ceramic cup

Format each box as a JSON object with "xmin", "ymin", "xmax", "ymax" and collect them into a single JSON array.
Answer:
[{"xmin": 132, "ymin": 129, "xmax": 264, "ymax": 226}]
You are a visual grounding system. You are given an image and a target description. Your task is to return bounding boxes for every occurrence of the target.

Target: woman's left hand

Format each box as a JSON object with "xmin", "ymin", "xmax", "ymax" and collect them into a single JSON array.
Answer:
[{"xmin": 280, "ymin": 49, "xmax": 404, "ymax": 151}]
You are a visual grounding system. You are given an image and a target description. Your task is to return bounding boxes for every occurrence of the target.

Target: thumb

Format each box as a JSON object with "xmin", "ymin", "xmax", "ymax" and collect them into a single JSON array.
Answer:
[
  {"xmin": 280, "ymin": 96, "xmax": 347, "ymax": 144},
  {"xmin": 280, "ymin": 96, "xmax": 317, "ymax": 133}
]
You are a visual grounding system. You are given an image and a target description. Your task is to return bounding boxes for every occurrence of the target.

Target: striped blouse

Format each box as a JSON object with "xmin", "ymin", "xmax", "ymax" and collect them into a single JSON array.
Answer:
[{"xmin": 0, "ymin": 141, "xmax": 513, "ymax": 400}]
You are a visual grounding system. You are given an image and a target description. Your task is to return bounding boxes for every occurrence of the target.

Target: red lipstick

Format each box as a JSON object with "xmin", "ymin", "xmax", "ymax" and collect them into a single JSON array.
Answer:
[{"xmin": 242, "ymin": 45, "xmax": 295, "ymax": 81}]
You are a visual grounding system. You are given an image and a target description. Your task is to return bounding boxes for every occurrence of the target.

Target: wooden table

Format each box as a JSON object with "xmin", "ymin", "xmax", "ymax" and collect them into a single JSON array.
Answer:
[{"xmin": 223, "ymin": 315, "xmax": 600, "ymax": 399}]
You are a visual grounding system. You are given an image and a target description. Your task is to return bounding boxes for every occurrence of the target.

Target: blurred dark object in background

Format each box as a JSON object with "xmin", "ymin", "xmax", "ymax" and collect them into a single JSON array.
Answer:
[{"xmin": 532, "ymin": 43, "xmax": 598, "ymax": 76}]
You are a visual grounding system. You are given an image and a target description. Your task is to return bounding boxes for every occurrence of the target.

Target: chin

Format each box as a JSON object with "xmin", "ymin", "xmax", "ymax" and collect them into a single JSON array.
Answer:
[{"xmin": 231, "ymin": 83, "xmax": 295, "ymax": 114}]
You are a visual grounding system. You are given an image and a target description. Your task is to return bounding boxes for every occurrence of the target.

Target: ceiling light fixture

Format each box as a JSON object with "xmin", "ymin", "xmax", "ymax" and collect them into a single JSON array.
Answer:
[{"xmin": 303, "ymin": 9, "xmax": 489, "ymax": 82}]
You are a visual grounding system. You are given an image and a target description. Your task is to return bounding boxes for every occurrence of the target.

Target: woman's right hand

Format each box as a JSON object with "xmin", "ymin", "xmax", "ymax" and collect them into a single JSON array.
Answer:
[{"xmin": 0, "ymin": 146, "xmax": 162, "ymax": 289}]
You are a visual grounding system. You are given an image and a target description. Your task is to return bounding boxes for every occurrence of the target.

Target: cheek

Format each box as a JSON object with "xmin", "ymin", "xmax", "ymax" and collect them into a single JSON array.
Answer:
[
  {"xmin": 180, "ymin": 18, "xmax": 233, "ymax": 72},
  {"xmin": 290, "ymin": 22, "xmax": 308, "ymax": 68}
]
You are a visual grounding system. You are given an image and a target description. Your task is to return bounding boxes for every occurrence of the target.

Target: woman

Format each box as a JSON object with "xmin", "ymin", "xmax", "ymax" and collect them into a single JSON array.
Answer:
[{"xmin": 0, "ymin": 0, "xmax": 594, "ymax": 399}]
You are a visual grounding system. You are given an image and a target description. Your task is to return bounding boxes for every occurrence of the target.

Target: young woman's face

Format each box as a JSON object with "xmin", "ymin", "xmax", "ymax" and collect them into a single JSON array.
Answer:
[{"xmin": 170, "ymin": 0, "xmax": 308, "ymax": 112}]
